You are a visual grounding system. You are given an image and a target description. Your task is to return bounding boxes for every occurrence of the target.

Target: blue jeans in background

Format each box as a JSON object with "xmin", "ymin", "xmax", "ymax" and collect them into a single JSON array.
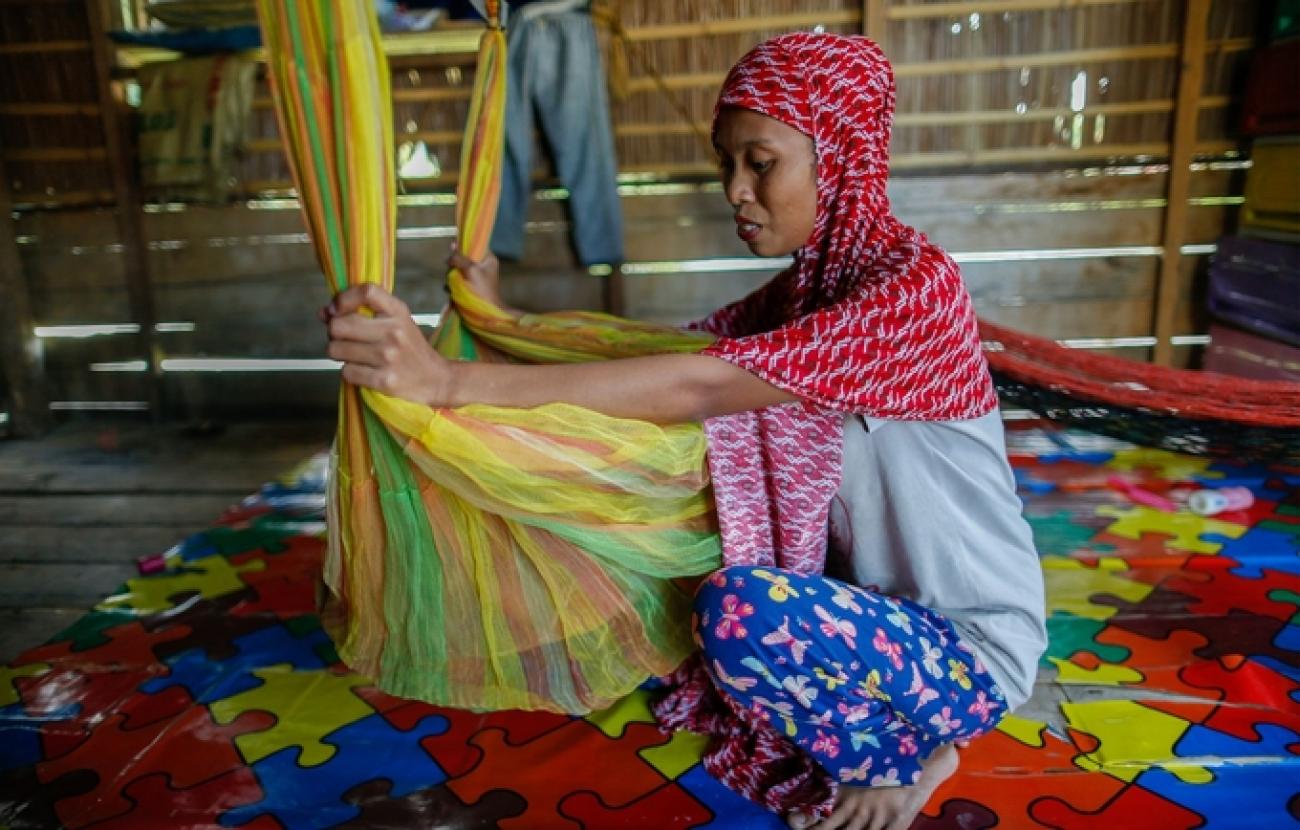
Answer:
[{"xmin": 489, "ymin": 6, "xmax": 625, "ymax": 267}]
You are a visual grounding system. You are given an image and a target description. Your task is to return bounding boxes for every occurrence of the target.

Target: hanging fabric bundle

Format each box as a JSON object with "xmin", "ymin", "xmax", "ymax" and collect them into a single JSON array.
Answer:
[{"xmin": 254, "ymin": 0, "xmax": 721, "ymax": 714}]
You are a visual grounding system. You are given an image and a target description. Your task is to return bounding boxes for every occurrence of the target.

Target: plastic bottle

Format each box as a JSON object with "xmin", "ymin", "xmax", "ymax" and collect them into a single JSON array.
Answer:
[{"xmin": 1187, "ymin": 486, "xmax": 1255, "ymax": 516}]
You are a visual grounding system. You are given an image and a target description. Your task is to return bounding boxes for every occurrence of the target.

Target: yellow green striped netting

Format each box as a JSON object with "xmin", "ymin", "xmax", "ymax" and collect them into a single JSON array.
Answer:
[{"xmin": 254, "ymin": 0, "xmax": 721, "ymax": 713}]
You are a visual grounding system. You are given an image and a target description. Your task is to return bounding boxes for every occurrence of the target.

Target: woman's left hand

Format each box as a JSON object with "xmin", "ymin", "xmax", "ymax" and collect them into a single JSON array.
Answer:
[{"xmin": 322, "ymin": 284, "xmax": 453, "ymax": 406}]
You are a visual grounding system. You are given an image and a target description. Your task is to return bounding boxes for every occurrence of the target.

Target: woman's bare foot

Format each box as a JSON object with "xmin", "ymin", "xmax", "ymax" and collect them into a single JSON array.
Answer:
[{"xmin": 785, "ymin": 743, "xmax": 960, "ymax": 830}]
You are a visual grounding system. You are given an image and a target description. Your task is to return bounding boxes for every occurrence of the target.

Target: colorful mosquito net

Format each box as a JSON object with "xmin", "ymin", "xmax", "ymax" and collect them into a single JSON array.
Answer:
[{"xmin": 254, "ymin": 0, "xmax": 720, "ymax": 713}]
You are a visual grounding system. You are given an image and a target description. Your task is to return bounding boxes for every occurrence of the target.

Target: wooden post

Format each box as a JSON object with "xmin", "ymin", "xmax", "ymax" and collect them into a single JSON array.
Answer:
[
  {"xmin": 1152, "ymin": 0, "xmax": 1210, "ymax": 366},
  {"xmin": 85, "ymin": 0, "xmax": 162, "ymax": 416},
  {"xmin": 603, "ymin": 265, "xmax": 626, "ymax": 318},
  {"xmin": 864, "ymin": 0, "xmax": 888, "ymax": 48},
  {"xmin": 0, "ymin": 149, "xmax": 50, "ymax": 436}
]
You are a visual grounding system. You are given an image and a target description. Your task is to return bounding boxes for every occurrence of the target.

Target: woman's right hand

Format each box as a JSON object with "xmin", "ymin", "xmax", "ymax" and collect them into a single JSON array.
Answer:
[{"xmin": 447, "ymin": 243, "xmax": 503, "ymax": 308}]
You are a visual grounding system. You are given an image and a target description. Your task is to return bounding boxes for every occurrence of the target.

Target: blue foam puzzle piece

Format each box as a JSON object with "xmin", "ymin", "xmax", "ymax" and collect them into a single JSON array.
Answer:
[
  {"xmin": 173, "ymin": 532, "xmax": 220, "ymax": 563},
  {"xmin": 218, "ymin": 711, "xmax": 451, "ymax": 830},
  {"xmin": 1036, "ymin": 451, "xmax": 1116, "ymax": 466},
  {"xmin": 1014, "ymin": 468, "xmax": 1059, "ymax": 494},
  {"xmin": 676, "ymin": 764, "xmax": 785, "ymax": 829},
  {"xmin": 0, "ymin": 703, "xmax": 43, "ymax": 772},
  {"xmin": 141, "ymin": 622, "xmax": 330, "ymax": 703},
  {"xmin": 1274, "ymin": 622, "xmax": 1300, "ymax": 653},
  {"xmin": 1213, "ymin": 526, "xmax": 1300, "ymax": 578},
  {"xmin": 1176, "ymin": 721, "xmax": 1300, "ymax": 762},
  {"xmin": 1137, "ymin": 762, "xmax": 1300, "ymax": 830}
]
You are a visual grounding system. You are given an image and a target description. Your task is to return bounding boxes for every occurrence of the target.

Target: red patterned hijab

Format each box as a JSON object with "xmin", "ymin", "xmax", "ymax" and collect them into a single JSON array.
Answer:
[
  {"xmin": 655, "ymin": 33, "xmax": 996, "ymax": 818},
  {"xmin": 698, "ymin": 32, "xmax": 996, "ymax": 573}
]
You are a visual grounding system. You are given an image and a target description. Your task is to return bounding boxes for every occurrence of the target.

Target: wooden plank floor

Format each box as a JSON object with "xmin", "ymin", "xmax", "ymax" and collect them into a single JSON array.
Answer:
[{"xmin": 0, "ymin": 419, "xmax": 333, "ymax": 663}]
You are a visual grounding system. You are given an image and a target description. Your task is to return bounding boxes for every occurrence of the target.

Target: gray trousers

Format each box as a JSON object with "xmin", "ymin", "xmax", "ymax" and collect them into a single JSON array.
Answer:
[{"xmin": 489, "ymin": 7, "xmax": 625, "ymax": 266}]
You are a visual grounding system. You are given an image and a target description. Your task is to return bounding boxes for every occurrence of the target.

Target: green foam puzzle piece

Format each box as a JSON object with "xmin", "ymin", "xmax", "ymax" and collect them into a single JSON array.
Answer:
[
  {"xmin": 1044, "ymin": 612, "xmax": 1131, "ymax": 666},
  {"xmin": 1, "ymin": 662, "xmax": 50, "ymax": 707}
]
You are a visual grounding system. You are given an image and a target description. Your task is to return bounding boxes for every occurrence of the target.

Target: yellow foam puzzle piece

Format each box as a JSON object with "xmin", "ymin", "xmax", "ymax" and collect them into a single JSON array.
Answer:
[
  {"xmin": 96, "ymin": 554, "xmax": 266, "ymax": 613},
  {"xmin": 1, "ymin": 662, "xmax": 50, "ymax": 708},
  {"xmin": 1097, "ymin": 505, "xmax": 1247, "ymax": 555},
  {"xmin": 209, "ymin": 663, "xmax": 372, "ymax": 766},
  {"xmin": 1043, "ymin": 561, "xmax": 1155, "ymax": 621},
  {"xmin": 1064, "ymin": 699, "xmax": 1211, "ymax": 784},
  {"xmin": 997, "ymin": 713, "xmax": 1048, "ymax": 748},
  {"xmin": 1105, "ymin": 448, "xmax": 1224, "ymax": 482},
  {"xmin": 1050, "ymin": 657, "xmax": 1144, "ymax": 685},
  {"xmin": 585, "ymin": 688, "xmax": 657, "ymax": 739},
  {"xmin": 584, "ymin": 688, "xmax": 709, "ymax": 779},
  {"xmin": 641, "ymin": 728, "xmax": 710, "ymax": 779}
]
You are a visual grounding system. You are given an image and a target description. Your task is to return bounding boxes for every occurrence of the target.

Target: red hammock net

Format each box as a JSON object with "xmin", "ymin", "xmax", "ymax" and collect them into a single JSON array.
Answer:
[{"xmin": 978, "ymin": 319, "xmax": 1300, "ymax": 464}]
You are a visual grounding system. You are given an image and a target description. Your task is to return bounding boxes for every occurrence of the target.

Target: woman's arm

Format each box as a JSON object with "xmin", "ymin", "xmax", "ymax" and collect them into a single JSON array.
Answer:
[{"xmin": 324, "ymin": 283, "xmax": 797, "ymax": 423}]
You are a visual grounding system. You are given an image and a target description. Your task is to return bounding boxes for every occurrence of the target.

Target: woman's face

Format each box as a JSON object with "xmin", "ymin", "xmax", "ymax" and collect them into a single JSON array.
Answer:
[{"xmin": 714, "ymin": 107, "xmax": 818, "ymax": 258}]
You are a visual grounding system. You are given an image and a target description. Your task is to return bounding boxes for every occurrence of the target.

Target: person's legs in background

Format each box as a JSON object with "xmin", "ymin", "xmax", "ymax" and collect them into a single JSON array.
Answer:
[
  {"xmin": 530, "ymin": 10, "xmax": 624, "ymax": 266},
  {"xmin": 489, "ymin": 15, "xmax": 538, "ymax": 262}
]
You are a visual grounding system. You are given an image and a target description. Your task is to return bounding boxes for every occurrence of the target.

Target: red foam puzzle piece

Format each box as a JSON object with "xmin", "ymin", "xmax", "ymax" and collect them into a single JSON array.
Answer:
[
  {"xmin": 1164, "ymin": 557, "xmax": 1300, "ymax": 622},
  {"xmin": 559, "ymin": 781, "xmax": 712, "ymax": 828},
  {"xmin": 36, "ymin": 702, "xmax": 271, "ymax": 828},
  {"xmin": 923, "ymin": 728, "xmax": 1126, "ymax": 826},
  {"xmin": 1182, "ymin": 657, "xmax": 1300, "ymax": 740},
  {"xmin": 80, "ymin": 769, "xmax": 276, "ymax": 830},
  {"xmin": 1029, "ymin": 778, "xmax": 1206, "ymax": 829},
  {"xmin": 446, "ymin": 719, "xmax": 677, "ymax": 830}
]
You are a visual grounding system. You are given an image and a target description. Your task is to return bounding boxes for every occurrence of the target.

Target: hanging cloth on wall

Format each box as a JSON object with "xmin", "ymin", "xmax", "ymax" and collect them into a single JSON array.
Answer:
[
  {"xmin": 137, "ymin": 53, "xmax": 257, "ymax": 201},
  {"xmin": 253, "ymin": 0, "xmax": 721, "ymax": 714}
]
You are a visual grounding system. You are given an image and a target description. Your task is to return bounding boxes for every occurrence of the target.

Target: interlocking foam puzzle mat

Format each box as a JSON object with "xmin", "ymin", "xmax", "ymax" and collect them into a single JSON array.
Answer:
[{"xmin": 2, "ymin": 422, "xmax": 1299, "ymax": 829}]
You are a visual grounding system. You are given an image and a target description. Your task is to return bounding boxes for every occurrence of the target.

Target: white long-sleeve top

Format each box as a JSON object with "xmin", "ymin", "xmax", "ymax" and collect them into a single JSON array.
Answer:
[{"xmin": 827, "ymin": 410, "xmax": 1048, "ymax": 710}]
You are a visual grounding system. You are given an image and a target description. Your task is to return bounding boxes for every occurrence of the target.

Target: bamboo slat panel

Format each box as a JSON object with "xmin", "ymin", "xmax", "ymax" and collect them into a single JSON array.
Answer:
[
  {"xmin": 0, "ymin": 0, "xmax": 1263, "ymax": 206},
  {"xmin": 0, "ymin": 1, "xmax": 117, "ymax": 206},
  {"xmin": 223, "ymin": 0, "xmax": 1260, "ymax": 196}
]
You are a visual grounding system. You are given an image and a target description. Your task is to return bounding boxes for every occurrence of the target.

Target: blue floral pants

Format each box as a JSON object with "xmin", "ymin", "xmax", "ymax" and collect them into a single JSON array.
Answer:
[{"xmin": 694, "ymin": 565, "xmax": 1007, "ymax": 787}]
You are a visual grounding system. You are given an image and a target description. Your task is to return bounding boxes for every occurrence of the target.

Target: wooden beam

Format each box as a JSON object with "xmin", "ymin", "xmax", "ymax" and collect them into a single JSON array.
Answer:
[
  {"xmin": 2, "ymin": 147, "xmax": 108, "ymax": 163},
  {"xmin": 86, "ymin": 0, "xmax": 161, "ymax": 416},
  {"xmin": 888, "ymin": 0, "xmax": 1152, "ymax": 19},
  {"xmin": 0, "ymin": 103, "xmax": 101, "ymax": 117},
  {"xmin": 1152, "ymin": 0, "xmax": 1211, "ymax": 366},
  {"xmin": 864, "ymin": 0, "xmax": 888, "ymax": 48},
  {"xmin": 0, "ymin": 147, "xmax": 50, "ymax": 437},
  {"xmin": 0, "ymin": 40, "xmax": 90, "ymax": 55},
  {"xmin": 892, "ymin": 39, "xmax": 1249, "ymax": 77},
  {"xmin": 620, "ymin": 39, "xmax": 1249, "ymax": 94},
  {"xmin": 604, "ymin": 266, "xmax": 626, "ymax": 318},
  {"xmin": 624, "ymin": 10, "xmax": 861, "ymax": 41},
  {"xmin": 6, "ymin": 189, "xmax": 116, "ymax": 207},
  {"xmin": 894, "ymin": 96, "xmax": 1229, "ymax": 127},
  {"xmin": 114, "ymin": 26, "xmax": 485, "ymax": 69}
]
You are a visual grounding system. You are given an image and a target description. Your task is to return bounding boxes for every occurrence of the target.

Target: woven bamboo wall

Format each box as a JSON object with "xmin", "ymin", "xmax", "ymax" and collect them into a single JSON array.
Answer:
[
  {"xmin": 0, "ymin": 0, "xmax": 1265, "ymax": 205},
  {"xmin": 0, "ymin": 0, "xmax": 116, "ymax": 206},
  {"xmin": 243, "ymin": 0, "xmax": 1260, "ymax": 194}
]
